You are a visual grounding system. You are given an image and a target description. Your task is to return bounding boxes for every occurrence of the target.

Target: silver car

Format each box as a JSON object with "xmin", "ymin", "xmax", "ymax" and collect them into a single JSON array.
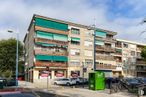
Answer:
[{"xmin": 54, "ymin": 78, "xmax": 76, "ymax": 86}]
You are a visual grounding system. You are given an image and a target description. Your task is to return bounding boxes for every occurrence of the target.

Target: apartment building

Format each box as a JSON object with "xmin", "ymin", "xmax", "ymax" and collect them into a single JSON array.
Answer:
[
  {"xmin": 95, "ymin": 30, "xmax": 119, "ymax": 77},
  {"xmin": 24, "ymin": 14, "xmax": 120, "ymax": 82},
  {"xmin": 115, "ymin": 39, "xmax": 146, "ymax": 77}
]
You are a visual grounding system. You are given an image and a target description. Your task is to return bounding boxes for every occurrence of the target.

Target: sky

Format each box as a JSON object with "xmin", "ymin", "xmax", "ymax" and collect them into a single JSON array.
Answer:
[{"xmin": 0, "ymin": 0, "xmax": 146, "ymax": 43}]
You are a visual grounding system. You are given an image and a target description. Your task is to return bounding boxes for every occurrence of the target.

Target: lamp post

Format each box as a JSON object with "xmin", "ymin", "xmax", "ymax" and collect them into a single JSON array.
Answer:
[{"xmin": 8, "ymin": 30, "xmax": 19, "ymax": 87}]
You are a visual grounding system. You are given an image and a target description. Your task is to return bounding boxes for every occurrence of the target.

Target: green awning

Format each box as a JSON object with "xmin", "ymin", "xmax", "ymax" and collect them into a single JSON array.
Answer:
[
  {"xmin": 35, "ymin": 55, "xmax": 53, "ymax": 61},
  {"xmin": 36, "ymin": 42, "xmax": 56, "ymax": 47},
  {"xmin": 116, "ymin": 49, "xmax": 122, "ymax": 52},
  {"xmin": 71, "ymin": 37, "xmax": 80, "ymax": 42},
  {"xmin": 53, "ymin": 34, "xmax": 68, "ymax": 42},
  {"xmin": 95, "ymin": 40, "xmax": 104, "ymax": 45},
  {"xmin": 36, "ymin": 31, "xmax": 53, "ymax": 40},
  {"xmin": 53, "ymin": 56, "xmax": 68, "ymax": 62},
  {"xmin": 35, "ymin": 55, "xmax": 68, "ymax": 62},
  {"xmin": 35, "ymin": 17, "xmax": 68, "ymax": 31}
]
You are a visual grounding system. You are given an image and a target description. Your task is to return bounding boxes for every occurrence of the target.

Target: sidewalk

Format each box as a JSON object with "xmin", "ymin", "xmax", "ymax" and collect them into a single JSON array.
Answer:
[{"xmin": 18, "ymin": 81, "xmax": 137, "ymax": 97}]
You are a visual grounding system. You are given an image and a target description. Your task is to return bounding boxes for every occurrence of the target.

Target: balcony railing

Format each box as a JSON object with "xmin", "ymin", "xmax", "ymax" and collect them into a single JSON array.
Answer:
[
  {"xmin": 35, "ymin": 61, "xmax": 67, "ymax": 67},
  {"xmin": 35, "ymin": 26, "xmax": 69, "ymax": 35},
  {"xmin": 95, "ymin": 37, "xmax": 116, "ymax": 43},
  {"xmin": 96, "ymin": 46, "xmax": 115, "ymax": 52},
  {"xmin": 96, "ymin": 64, "xmax": 116, "ymax": 70},
  {"xmin": 35, "ymin": 38, "xmax": 68, "ymax": 46},
  {"xmin": 35, "ymin": 49, "xmax": 68, "ymax": 56},
  {"xmin": 115, "ymin": 45, "xmax": 122, "ymax": 48},
  {"xmin": 136, "ymin": 60, "xmax": 146, "ymax": 64},
  {"xmin": 96, "ymin": 54, "xmax": 115, "ymax": 61},
  {"xmin": 114, "ymin": 52, "xmax": 122, "ymax": 56}
]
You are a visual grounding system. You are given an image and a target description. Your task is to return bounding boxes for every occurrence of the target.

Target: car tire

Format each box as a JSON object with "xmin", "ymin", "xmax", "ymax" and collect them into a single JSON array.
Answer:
[
  {"xmin": 66, "ymin": 82, "xmax": 70, "ymax": 86},
  {"xmin": 54, "ymin": 82, "xmax": 57, "ymax": 85}
]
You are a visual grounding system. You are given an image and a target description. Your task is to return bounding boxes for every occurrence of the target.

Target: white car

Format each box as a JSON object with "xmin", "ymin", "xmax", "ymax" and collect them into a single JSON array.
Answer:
[{"xmin": 54, "ymin": 78, "xmax": 76, "ymax": 86}]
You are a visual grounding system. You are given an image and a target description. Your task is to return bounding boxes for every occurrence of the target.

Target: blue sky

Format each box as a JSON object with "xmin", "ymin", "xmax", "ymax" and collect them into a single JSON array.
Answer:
[{"xmin": 0, "ymin": 0, "xmax": 146, "ymax": 43}]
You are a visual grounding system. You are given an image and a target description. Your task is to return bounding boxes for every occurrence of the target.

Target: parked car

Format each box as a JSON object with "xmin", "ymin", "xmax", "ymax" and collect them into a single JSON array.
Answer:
[
  {"xmin": 54, "ymin": 78, "xmax": 76, "ymax": 86},
  {"xmin": 6, "ymin": 79, "xmax": 16, "ymax": 86},
  {"xmin": 0, "ymin": 78, "xmax": 7, "ymax": 87},
  {"xmin": 121, "ymin": 78, "xmax": 143, "ymax": 92},
  {"xmin": 71, "ymin": 77, "xmax": 88, "ymax": 85}
]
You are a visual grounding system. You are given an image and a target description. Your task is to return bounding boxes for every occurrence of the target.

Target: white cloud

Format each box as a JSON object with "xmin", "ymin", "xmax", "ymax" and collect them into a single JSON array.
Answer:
[{"xmin": 0, "ymin": 0, "xmax": 146, "ymax": 43}]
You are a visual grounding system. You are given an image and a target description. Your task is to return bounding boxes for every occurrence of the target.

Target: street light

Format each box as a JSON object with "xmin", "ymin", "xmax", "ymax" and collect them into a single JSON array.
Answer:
[{"xmin": 8, "ymin": 30, "xmax": 19, "ymax": 87}]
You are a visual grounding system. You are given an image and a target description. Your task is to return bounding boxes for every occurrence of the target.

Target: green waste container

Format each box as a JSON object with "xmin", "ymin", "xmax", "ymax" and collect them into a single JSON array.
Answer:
[
  {"xmin": 0, "ymin": 79, "xmax": 4, "ymax": 89},
  {"xmin": 89, "ymin": 71, "xmax": 105, "ymax": 90}
]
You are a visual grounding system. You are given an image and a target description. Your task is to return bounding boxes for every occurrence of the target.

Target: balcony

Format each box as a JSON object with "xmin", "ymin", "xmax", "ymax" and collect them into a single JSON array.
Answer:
[
  {"xmin": 35, "ymin": 49, "xmax": 68, "ymax": 56},
  {"xmin": 96, "ymin": 46, "xmax": 115, "ymax": 52},
  {"xmin": 35, "ymin": 61, "xmax": 67, "ymax": 67},
  {"xmin": 115, "ymin": 45, "xmax": 122, "ymax": 48},
  {"xmin": 96, "ymin": 54, "xmax": 115, "ymax": 61},
  {"xmin": 35, "ymin": 26, "xmax": 69, "ymax": 35},
  {"xmin": 95, "ymin": 37, "xmax": 116, "ymax": 43},
  {"xmin": 136, "ymin": 60, "xmax": 146, "ymax": 65},
  {"xmin": 35, "ymin": 38, "xmax": 68, "ymax": 46},
  {"xmin": 114, "ymin": 52, "xmax": 122, "ymax": 56},
  {"xmin": 96, "ymin": 64, "xmax": 116, "ymax": 70}
]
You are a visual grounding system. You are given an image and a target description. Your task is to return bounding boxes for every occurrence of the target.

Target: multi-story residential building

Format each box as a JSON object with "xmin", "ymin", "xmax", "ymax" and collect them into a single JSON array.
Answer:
[
  {"xmin": 95, "ymin": 30, "xmax": 118, "ymax": 77},
  {"xmin": 24, "ymin": 14, "xmax": 120, "ymax": 82},
  {"xmin": 115, "ymin": 39, "xmax": 146, "ymax": 77}
]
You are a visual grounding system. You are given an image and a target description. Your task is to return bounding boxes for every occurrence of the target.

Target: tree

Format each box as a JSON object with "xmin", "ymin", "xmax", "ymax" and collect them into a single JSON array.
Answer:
[
  {"xmin": 0, "ymin": 38, "xmax": 23, "ymax": 78},
  {"xmin": 141, "ymin": 46, "xmax": 146, "ymax": 61}
]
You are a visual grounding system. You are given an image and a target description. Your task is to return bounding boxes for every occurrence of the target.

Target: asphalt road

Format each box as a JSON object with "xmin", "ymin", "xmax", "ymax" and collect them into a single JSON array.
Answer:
[{"xmin": 35, "ymin": 91, "xmax": 68, "ymax": 97}]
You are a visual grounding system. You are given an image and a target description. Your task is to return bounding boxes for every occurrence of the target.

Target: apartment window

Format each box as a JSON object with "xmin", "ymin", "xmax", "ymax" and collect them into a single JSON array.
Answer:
[
  {"xmin": 85, "ymin": 59, "xmax": 93, "ymax": 65},
  {"xmin": 71, "ymin": 28, "xmax": 80, "ymax": 35},
  {"xmin": 70, "ymin": 49, "xmax": 80, "ymax": 56},
  {"xmin": 71, "ymin": 37, "xmax": 80, "ymax": 45},
  {"xmin": 131, "ymin": 51, "xmax": 135, "ymax": 56},
  {"xmin": 84, "ymin": 50, "xmax": 92, "ymax": 57},
  {"xmin": 70, "ymin": 60, "xmax": 80, "ymax": 66},
  {"xmin": 123, "ymin": 43, "xmax": 128, "ymax": 48},
  {"xmin": 84, "ymin": 41, "xmax": 93, "ymax": 47},
  {"xmin": 85, "ymin": 32, "xmax": 93, "ymax": 36}
]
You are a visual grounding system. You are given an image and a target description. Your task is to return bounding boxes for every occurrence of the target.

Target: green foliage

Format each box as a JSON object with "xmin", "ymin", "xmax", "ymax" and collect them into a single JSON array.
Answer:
[
  {"xmin": 141, "ymin": 46, "xmax": 146, "ymax": 61},
  {"xmin": 0, "ymin": 38, "xmax": 23, "ymax": 78}
]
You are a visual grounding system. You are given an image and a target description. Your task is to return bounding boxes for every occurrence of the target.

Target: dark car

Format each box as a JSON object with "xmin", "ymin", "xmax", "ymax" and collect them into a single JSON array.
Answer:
[
  {"xmin": 6, "ymin": 79, "xmax": 16, "ymax": 86},
  {"xmin": 121, "ymin": 78, "xmax": 144, "ymax": 92},
  {"xmin": 0, "ymin": 79, "xmax": 7, "ymax": 87}
]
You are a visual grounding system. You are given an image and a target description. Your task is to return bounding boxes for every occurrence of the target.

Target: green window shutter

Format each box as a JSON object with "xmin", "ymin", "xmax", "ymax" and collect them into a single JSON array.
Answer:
[
  {"xmin": 53, "ymin": 34, "xmax": 68, "ymax": 41},
  {"xmin": 53, "ymin": 56, "xmax": 68, "ymax": 62},
  {"xmin": 35, "ymin": 18, "xmax": 68, "ymax": 31},
  {"xmin": 36, "ymin": 31, "xmax": 53, "ymax": 40},
  {"xmin": 95, "ymin": 40, "xmax": 104, "ymax": 45},
  {"xmin": 71, "ymin": 37, "xmax": 80, "ymax": 42},
  {"xmin": 35, "ymin": 55, "xmax": 53, "ymax": 61},
  {"xmin": 95, "ymin": 30, "xmax": 106, "ymax": 38}
]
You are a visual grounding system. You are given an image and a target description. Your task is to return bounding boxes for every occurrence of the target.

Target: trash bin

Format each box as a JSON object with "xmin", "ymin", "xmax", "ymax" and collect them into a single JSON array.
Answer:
[
  {"xmin": 89, "ymin": 71, "xmax": 105, "ymax": 90},
  {"xmin": 0, "ymin": 79, "xmax": 4, "ymax": 89}
]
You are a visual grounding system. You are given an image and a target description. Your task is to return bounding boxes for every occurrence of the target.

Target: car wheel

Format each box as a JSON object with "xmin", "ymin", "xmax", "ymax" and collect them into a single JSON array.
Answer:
[
  {"xmin": 66, "ymin": 82, "xmax": 70, "ymax": 86},
  {"xmin": 54, "ymin": 82, "xmax": 57, "ymax": 85}
]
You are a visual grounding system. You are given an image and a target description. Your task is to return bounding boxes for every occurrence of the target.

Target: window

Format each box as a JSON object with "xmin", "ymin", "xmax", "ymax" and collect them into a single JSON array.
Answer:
[
  {"xmin": 71, "ymin": 28, "xmax": 80, "ymax": 35},
  {"xmin": 70, "ymin": 60, "xmax": 80, "ymax": 65},
  {"xmin": 85, "ymin": 59, "xmax": 93, "ymax": 65},
  {"xmin": 85, "ymin": 32, "xmax": 93, "ymax": 36},
  {"xmin": 84, "ymin": 50, "xmax": 92, "ymax": 56},
  {"xmin": 70, "ymin": 49, "xmax": 80, "ymax": 55},
  {"xmin": 123, "ymin": 43, "xmax": 128, "ymax": 48},
  {"xmin": 71, "ymin": 37, "xmax": 80, "ymax": 45},
  {"xmin": 131, "ymin": 51, "xmax": 135, "ymax": 56},
  {"xmin": 84, "ymin": 41, "xmax": 93, "ymax": 47}
]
